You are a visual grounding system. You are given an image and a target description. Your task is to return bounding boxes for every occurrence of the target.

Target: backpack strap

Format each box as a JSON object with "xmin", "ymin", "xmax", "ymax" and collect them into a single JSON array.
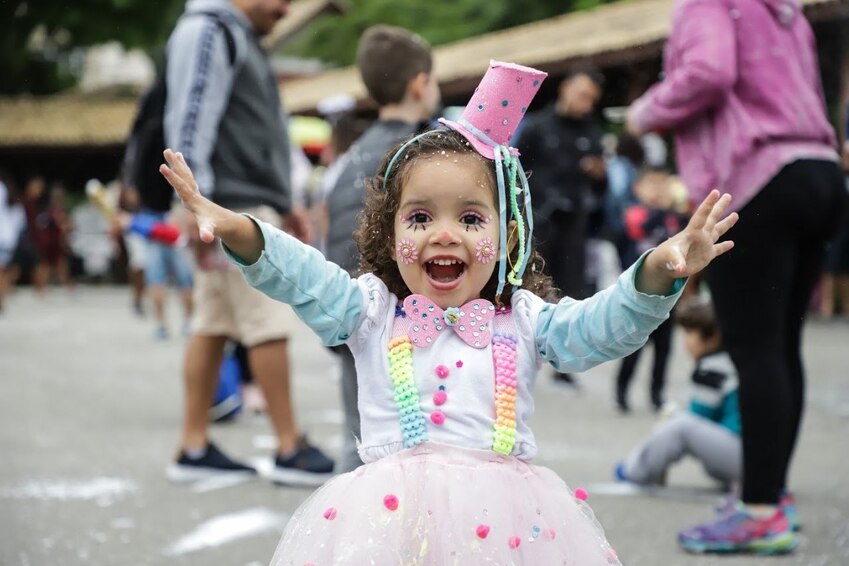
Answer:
[{"xmin": 188, "ymin": 10, "xmax": 237, "ymax": 67}]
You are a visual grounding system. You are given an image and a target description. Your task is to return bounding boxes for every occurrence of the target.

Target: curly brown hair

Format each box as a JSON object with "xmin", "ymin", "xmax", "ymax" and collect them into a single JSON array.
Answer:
[{"xmin": 354, "ymin": 128, "xmax": 557, "ymax": 305}]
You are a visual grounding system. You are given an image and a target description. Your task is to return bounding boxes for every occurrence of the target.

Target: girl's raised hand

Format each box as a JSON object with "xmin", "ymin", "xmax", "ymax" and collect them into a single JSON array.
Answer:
[
  {"xmin": 159, "ymin": 149, "xmax": 227, "ymax": 244},
  {"xmin": 639, "ymin": 190, "xmax": 738, "ymax": 294}
]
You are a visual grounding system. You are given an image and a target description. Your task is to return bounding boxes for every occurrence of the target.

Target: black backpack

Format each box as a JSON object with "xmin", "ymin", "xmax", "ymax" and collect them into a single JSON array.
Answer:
[{"xmin": 124, "ymin": 12, "xmax": 236, "ymax": 212}]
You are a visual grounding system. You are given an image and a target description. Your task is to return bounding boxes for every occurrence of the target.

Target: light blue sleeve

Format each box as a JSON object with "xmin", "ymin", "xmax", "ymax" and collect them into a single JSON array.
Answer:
[
  {"xmin": 223, "ymin": 216, "xmax": 364, "ymax": 346},
  {"xmin": 535, "ymin": 252, "xmax": 685, "ymax": 372}
]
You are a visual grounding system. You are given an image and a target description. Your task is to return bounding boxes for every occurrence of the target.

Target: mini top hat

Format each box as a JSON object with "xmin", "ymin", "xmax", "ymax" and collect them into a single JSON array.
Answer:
[{"xmin": 439, "ymin": 61, "xmax": 547, "ymax": 160}]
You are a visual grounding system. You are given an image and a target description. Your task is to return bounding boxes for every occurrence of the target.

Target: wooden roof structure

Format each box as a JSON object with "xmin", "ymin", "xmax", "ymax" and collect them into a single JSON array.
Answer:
[
  {"xmin": 1, "ymin": 0, "xmax": 845, "ymax": 146},
  {"xmin": 281, "ymin": 0, "xmax": 848, "ymax": 114},
  {"xmin": 0, "ymin": 95, "xmax": 138, "ymax": 147},
  {"xmin": 262, "ymin": 0, "xmax": 347, "ymax": 51}
]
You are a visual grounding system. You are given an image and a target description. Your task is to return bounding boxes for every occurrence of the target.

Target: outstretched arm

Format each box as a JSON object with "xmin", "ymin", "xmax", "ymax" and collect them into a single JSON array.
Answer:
[
  {"xmin": 637, "ymin": 190, "xmax": 737, "ymax": 295},
  {"xmin": 159, "ymin": 149, "xmax": 263, "ymax": 263}
]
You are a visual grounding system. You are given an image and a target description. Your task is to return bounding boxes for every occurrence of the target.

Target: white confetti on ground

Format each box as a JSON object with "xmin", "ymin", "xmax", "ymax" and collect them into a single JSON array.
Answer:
[
  {"xmin": 1, "ymin": 477, "xmax": 136, "ymax": 504},
  {"xmin": 163, "ymin": 507, "xmax": 288, "ymax": 556}
]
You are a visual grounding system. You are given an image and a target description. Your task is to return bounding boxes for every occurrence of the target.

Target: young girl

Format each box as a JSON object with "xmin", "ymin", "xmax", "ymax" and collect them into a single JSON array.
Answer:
[{"xmin": 161, "ymin": 62, "xmax": 737, "ymax": 565}]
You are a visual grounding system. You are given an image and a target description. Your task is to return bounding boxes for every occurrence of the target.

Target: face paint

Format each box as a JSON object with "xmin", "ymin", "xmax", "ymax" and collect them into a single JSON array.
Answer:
[
  {"xmin": 396, "ymin": 239, "xmax": 419, "ymax": 265},
  {"xmin": 475, "ymin": 236, "xmax": 496, "ymax": 264}
]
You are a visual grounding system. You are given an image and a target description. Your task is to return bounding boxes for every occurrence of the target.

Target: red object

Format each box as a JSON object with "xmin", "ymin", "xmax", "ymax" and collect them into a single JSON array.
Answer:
[{"xmin": 149, "ymin": 222, "xmax": 181, "ymax": 245}]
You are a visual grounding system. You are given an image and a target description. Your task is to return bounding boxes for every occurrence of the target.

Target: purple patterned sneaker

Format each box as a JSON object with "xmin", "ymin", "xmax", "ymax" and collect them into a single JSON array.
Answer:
[
  {"xmin": 679, "ymin": 508, "xmax": 798, "ymax": 554},
  {"xmin": 715, "ymin": 492, "xmax": 801, "ymax": 532}
]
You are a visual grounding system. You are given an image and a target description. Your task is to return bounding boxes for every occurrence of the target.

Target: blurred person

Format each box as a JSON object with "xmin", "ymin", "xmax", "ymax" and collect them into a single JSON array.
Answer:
[
  {"xmin": 323, "ymin": 25, "xmax": 439, "ymax": 474},
  {"xmin": 0, "ymin": 175, "xmax": 25, "ymax": 310},
  {"xmin": 23, "ymin": 178, "xmax": 75, "ymax": 294},
  {"xmin": 142, "ymin": 203, "xmax": 194, "ymax": 339},
  {"xmin": 614, "ymin": 171, "xmax": 689, "ymax": 413},
  {"xmin": 516, "ymin": 68, "xmax": 607, "ymax": 386},
  {"xmin": 817, "ymin": 101, "xmax": 849, "ymax": 318},
  {"xmin": 163, "ymin": 0, "xmax": 333, "ymax": 485},
  {"xmin": 604, "ymin": 133, "xmax": 645, "ymax": 269},
  {"xmin": 615, "ymin": 298, "xmax": 741, "ymax": 490},
  {"xmin": 628, "ymin": 0, "xmax": 847, "ymax": 553},
  {"xmin": 118, "ymin": 185, "xmax": 147, "ymax": 316}
]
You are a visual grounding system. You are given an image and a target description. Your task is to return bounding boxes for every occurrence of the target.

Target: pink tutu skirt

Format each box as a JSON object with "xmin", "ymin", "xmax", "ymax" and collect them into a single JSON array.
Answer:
[{"xmin": 270, "ymin": 443, "xmax": 622, "ymax": 565}]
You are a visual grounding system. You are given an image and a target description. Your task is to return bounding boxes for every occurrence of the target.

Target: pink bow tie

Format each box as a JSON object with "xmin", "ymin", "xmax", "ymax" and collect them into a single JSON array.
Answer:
[{"xmin": 403, "ymin": 294, "xmax": 496, "ymax": 349}]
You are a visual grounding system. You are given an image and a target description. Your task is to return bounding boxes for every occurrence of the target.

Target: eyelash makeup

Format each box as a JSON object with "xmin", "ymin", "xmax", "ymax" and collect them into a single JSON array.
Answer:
[
  {"xmin": 403, "ymin": 209, "xmax": 431, "ymax": 232},
  {"xmin": 401, "ymin": 210, "xmax": 490, "ymax": 232},
  {"xmin": 461, "ymin": 211, "xmax": 488, "ymax": 232}
]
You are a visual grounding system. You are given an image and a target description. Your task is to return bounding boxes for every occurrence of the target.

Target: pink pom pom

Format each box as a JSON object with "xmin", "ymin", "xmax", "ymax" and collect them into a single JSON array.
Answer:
[
  {"xmin": 508, "ymin": 536, "xmax": 521, "ymax": 549},
  {"xmin": 433, "ymin": 390, "xmax": 447, "ymax": 405},
  {"xmin": 435, "ymin": 364, "xmax": 450, "ymax": 378},
  {"xmin": 323, "ymin": 507, "xmax": 337, "ymax": 520},
  {"xmin": 430, "ymin": 410, "xmax": 446, "ymax": 425},
  {"xmin": 476, "ymin": 524, "xmax": 490, "ymax": 539},
  {"xmin": 575, "ymin": 487, "xmax": 588, "ymax": 501},
  {"xmin": 456, "ymin": 360, "xmax": 463, "ymax": 368},
  {"xmin": 383, "ymin": 494, "xmax": 399, "ymax": 511}
]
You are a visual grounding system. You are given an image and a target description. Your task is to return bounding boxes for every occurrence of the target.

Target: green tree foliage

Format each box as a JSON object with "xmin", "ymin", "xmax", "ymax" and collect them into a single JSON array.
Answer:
[
  {"xmin": 0, "ymin": 0, "xmax": 183, "ymax": 95},
  {"xmin": 282, "ymin": 0, "xmax": 589, "ymax": 67}
]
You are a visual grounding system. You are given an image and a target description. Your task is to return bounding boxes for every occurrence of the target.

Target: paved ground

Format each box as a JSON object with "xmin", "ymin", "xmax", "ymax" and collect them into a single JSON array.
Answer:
[{"xmin": 1, "ymin": 286, "xmax": 848, "ymax": 566}]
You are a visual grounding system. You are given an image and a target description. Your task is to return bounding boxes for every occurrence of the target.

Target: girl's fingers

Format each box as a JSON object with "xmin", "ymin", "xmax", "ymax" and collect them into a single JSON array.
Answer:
[
  {"xmin": 705, "ymin": 193, "xmax": 732, "ymax": 230},
  {"xmin": 714, "ymin": 211, "xmax": 739, "ymax": 238},
  {"xmin": 688, "ymin": 189, "xmax": 720, "ymax": 230},
  {"xmin": 713, "ymin": 240, "xmax": 735, "ymax": 257}
]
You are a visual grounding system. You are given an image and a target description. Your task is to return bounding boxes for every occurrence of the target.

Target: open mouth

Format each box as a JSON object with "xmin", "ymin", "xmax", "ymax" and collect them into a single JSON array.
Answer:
[{"xmin": 425, "ymin": 258, "xmax": 466, "ymax": 285}]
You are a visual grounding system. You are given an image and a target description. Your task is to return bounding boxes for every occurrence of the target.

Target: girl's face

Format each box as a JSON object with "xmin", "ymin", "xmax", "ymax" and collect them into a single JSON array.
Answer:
[{"xmin": 393, "ymin": 153, "xmax": 499, "ymax": 309}]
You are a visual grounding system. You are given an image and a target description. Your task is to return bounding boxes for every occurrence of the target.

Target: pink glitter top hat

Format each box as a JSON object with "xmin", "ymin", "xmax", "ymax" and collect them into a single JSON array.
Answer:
[{"xmin": 439, "ymin": 60, "xmax": 547, "ymax": 160}]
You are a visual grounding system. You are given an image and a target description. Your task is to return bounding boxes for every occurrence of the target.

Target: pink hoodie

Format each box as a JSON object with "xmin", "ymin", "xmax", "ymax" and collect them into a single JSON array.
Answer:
[{"xmin": 629, "ymin": 0, "xmax": 837, "ymax": 211}]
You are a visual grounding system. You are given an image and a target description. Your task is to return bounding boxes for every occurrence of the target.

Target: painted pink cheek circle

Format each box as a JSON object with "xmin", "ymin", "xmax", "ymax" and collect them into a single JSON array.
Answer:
[
  {"xmin": 323, "ymin": 507, "xmax": 337, "ymax": 520},
  {"xmin": 430, "ymin": 410, "xmax": 446, "ymax": 425},
  {"xmin": 476, "ymin": 524, "xmax": 490, "ymax": 539},
  {"xmin": 383, "ymin": 494, "xmax": 399, "ymax": 511},
  {"xmin": 508, "ymin": 536, "xmax": 521, "ymax": 549},
  {"xmin": 435, "ymin": 364, "xmax": 450, "ymax": 378},
  {"xmin": 433, "ymin": 390, "xmax": 447, "ymax": 405},
  {"xmin": 575, "ymin": 487, "xmax": 588, "ymax": 501}
]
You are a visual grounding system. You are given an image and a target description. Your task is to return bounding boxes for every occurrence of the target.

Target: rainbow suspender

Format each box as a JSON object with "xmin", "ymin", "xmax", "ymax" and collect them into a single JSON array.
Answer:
[{"xmin": 387, "ymin": 306, "xmax": 518, "ymax": 454}]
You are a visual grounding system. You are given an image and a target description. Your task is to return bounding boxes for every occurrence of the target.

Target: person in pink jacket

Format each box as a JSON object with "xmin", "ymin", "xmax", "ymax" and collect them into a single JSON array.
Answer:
[{"xmin": 628, "ymin": 0, "xmax": 847, "ymax": 555}]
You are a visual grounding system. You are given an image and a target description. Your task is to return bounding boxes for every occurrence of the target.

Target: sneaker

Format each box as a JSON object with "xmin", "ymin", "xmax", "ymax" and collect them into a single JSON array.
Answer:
[
  {"xmin": 779, "ymin": 492, "xmax": 801, "ymax": 532},
  {"xmin": 268, "ymin": 436, "xmax": 334, "ymax": 487},
  {"xmin": 614, "ymin": 462, "xmax": 629, "ymax": 482},
  {"xmin": 678, "ymin": 508, "xmax": 798, "ymax": 555},
  {"xmin": 166, "ymin": 442, "xmax": 258, "ymax": 483},
  {"xmin": 715, "ymin": 492, "xmax": 801, "ymax": 532}
]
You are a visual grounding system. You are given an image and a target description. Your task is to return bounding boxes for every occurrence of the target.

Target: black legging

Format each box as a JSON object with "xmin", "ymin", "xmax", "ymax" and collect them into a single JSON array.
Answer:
[
  {"xmin": 705, "ymin": 159, "xmax": 847, "ymax": 505},
  {"xmin": 616, "ymin": 316, "xmax": 673, "ymax": 407}
]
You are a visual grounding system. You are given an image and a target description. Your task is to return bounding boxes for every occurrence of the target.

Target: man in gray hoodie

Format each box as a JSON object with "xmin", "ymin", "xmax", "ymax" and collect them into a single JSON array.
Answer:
[{"xmin": 163, "ymin": 0, "xmax": 333, "ymax": 487}]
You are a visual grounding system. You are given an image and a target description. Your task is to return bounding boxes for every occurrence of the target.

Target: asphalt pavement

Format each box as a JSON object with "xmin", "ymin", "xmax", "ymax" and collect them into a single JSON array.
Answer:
[{"xmin": 2, "ymin": 286, "xmax": 848, "ymax": 565}]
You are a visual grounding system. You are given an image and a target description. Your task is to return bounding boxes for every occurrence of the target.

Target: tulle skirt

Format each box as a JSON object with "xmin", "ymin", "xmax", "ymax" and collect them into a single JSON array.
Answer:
[{"xmin": 270, "ymin": 443, "xmax": 622, "ymax": 565}]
